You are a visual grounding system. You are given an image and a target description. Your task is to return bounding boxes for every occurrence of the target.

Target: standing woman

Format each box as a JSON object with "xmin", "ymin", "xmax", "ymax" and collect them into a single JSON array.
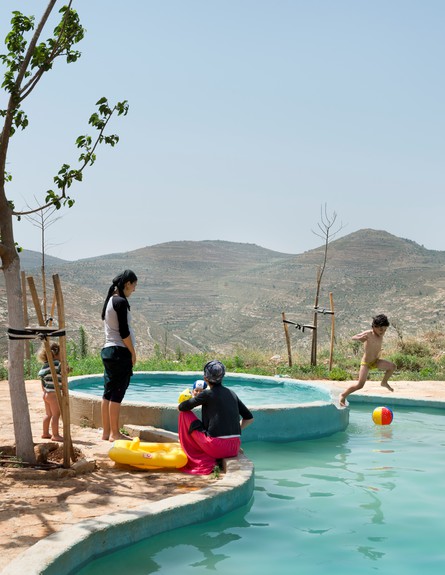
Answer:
[{"xmin": 100, "ymin": 270, "xmax": 138, "ymax": 441}]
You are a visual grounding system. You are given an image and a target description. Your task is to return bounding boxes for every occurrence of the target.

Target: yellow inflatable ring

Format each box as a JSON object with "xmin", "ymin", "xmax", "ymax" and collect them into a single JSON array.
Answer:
[{"xmin": 108, "ymin": 437, "xmax": 187, "ymax": 469}]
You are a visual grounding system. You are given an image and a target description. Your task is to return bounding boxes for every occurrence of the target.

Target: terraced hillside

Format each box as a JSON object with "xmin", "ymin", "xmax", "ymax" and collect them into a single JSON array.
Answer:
[{"xmin": 2, "ymin": 229, "xmax": 445, "ymax": 358}]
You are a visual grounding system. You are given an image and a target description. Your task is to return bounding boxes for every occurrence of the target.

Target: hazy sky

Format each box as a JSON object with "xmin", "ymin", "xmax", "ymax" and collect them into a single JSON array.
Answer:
[{"xmin": 1, "ymin": 1, "xmax": 444, "ymax": 261}]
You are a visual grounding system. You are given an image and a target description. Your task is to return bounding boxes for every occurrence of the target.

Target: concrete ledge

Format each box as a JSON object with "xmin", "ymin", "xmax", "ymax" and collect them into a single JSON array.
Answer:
[
  {"xmin": 123, "ymin": 424, "xmax": 179, "ymax": 442},
  {"xmin": 2, "ymin": 453, "xmax": 254, "ymax": 575},
  {"xmin": 348, "ymin": 392, "xmax": 445, "ymax": 409},
  {"xmin": 69, "ymin": 391, "xmax": 348, "ymax": 443},
  {"xmin": 241, "ymin": 401, "xmax": 349, "ymax": 441},
  {"xmin": 68, "ymin": 373, "xmax": 347, "ymax": 442}
]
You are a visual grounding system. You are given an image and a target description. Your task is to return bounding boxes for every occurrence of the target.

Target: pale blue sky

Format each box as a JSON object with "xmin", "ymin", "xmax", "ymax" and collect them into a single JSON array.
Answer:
[{"xmin": 1, "ymin": 1, "xmax": 444, "ymax": 260}]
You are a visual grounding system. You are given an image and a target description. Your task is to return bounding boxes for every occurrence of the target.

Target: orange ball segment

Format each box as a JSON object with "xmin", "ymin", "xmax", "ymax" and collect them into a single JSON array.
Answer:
[{"xmin": 372, "ymin": 406, "xmax": 393, "ymax": 425}]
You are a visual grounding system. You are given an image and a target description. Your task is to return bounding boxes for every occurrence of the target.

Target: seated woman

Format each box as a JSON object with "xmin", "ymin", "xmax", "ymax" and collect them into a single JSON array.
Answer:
[{"xmin": 177, "ymin": 360, "xmax": 254, "ymax": 475}]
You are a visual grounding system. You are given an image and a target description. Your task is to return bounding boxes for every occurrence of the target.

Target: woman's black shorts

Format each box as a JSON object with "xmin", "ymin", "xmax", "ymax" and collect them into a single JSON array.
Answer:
[{"xmin": 101, "ymin": 346, "xmax": 133, "ymax": 403}]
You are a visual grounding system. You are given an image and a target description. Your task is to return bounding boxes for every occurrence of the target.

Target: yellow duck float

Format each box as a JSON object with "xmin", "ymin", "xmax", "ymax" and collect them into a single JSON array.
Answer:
[{"xmin": 108, "ymin": 437, "xmax": 187, "ymax": 470}]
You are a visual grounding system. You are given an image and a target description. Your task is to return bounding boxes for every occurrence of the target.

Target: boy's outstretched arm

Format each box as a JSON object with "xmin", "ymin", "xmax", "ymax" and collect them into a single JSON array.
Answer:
[{"xmin": 352, "ymin": 330, "xmax": 369, "ymax": 342}]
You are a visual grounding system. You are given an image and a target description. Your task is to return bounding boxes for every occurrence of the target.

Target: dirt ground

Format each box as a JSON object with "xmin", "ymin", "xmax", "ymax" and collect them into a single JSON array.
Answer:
[{"xmin": 0, "ymin": 380, "xmax": 212, "ymax": 572}]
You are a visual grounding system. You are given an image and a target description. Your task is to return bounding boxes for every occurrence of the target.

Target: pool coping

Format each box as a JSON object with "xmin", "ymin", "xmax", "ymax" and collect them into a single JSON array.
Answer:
[
  {"xmin": 68, "ymin": 372, "xmax": 348, "ymax": 442},
  {"xmin": 347, "ymin": 392, "xmax": 445, "ymax": 409},
  {"xmin": 2, "ymin": 452, "xmax": 254, "ymax": 575}
]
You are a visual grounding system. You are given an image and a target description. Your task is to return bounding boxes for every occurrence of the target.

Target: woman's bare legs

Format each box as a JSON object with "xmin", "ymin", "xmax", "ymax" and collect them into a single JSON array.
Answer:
[
  {"xmin": 101, "ymin": 398, "xmax": 111, "ymax": 440},
  {"xmin": 101, "ymin": 398, "xmax": 128, "ymax": 441}
]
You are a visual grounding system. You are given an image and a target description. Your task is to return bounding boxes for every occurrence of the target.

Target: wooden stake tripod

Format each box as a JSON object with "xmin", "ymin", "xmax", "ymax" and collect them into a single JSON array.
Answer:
[
  {"xmin": 282, "ymin": 294, "xmax": 335, "ymax": 369},
  {"xmin": 27, "ymin": 274, "xmax": 75, "ymax": 468}
]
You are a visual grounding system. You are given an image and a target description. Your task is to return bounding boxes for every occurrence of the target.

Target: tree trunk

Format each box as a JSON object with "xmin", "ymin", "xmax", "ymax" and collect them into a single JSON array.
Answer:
[
  {"xmin": 310, "ymin": 267, "xmax": 321, "ymax": 366},
  {"xmin": 3, "ymin": 255, "xmax": 36, "ymax": 463}
]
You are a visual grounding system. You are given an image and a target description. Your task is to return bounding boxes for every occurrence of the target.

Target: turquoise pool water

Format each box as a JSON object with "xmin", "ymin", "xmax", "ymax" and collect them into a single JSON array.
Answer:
[
  {"xmin": 70, "ymin": 372, "xmax": 330, "ymax": 406},
  {"xmin": 73, "ymin": 404, "xmax": 445, "ymax": 574}
]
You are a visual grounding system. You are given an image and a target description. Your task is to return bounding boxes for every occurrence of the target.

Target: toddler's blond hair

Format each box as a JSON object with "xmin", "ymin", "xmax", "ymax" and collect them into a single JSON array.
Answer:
[{"xmin": 37, "ymin": 342, "xmax": 60, "ymax": 363}]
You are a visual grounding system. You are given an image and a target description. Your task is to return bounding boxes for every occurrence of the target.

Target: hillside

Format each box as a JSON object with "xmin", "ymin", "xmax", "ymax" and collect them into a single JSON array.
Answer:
[{"xmin": 2, "ymin": 230, "xmax": 445, "ymax": 359}]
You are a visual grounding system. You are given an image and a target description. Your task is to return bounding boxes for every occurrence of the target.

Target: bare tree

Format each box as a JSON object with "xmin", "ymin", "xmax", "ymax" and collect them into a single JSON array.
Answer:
[
  {"xmin": 24, "ymin": 204, "xmax": 62, "ymax": 322},
  {"xmin": 310, "ymin": 204, "xmax": 344, "ymax": 366}
]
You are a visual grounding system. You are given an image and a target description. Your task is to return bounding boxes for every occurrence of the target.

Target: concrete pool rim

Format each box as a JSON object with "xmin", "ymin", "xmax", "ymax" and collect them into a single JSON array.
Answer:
[
  {"xmin": 2, "ymin": 452, "xmax": 254, "ymax": 575},
  {"xmin": 68, "ymin": 371, "xmax": 348, "ymax": 442}
]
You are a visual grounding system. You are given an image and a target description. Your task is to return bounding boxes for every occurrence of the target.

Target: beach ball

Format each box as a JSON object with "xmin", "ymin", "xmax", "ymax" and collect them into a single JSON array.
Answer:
[
  {"xmin": 372, "ymin": 406, "xmax": 393, "ymax": 425},
  {"xmin": 178, "ymin": 388, "xmax": 192, "ymax": 403}
]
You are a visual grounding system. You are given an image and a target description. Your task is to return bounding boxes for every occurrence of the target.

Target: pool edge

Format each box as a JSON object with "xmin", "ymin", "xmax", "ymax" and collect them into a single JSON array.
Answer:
[
  {"xmin": 68, "ymin": 372, "xmax": 347, "ymax": 442},
  {"xmin": 1, "ymin": 452, "xmax": 254, "ymax": 575}
]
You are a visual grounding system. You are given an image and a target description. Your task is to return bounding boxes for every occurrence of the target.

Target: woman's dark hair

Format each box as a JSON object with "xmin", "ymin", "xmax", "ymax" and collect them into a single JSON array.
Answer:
[{"xmin": 101, "ymin": 269, "xmax": 137, "ymax": 320}]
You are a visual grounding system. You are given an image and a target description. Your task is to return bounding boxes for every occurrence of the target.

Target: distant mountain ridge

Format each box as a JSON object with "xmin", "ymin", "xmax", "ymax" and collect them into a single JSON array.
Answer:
[
  {"xmin": 17, "ymin": 250, "xmax": 68, "ymax": 269},
  {"xmin": 2, "ymin": 230, "xmax": 445, "ymax": 358}
]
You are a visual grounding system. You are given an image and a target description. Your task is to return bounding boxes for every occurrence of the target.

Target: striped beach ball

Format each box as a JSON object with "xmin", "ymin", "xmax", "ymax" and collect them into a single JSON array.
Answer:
[{"xmin": 372, "ymin": 406, "xmax": 393, "ymax": 425}]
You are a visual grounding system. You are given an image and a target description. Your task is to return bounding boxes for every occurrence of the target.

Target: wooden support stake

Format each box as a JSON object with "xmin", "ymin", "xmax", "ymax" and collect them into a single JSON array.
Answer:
[
  {"xmin": 53, "ymin": 274, "xmax": 75, "ymax": 465},
  {"xmin": 27, "ymin": 276, "xmax": 66, "ymax": 444},
  {"xmin": 27, "ymin": 276, "xmax": 74, "ymax": 467},
  {"xmin": 329, "ymin": 292, "xmax": 335, "ymax": 371},
  {"xmin": 282, "ymin": 312, "xmax": 293, "ymax": 367},
  {"xmin": 48, "ymin": 293, "xmax": 57, "ymax": 326},
  {"xmin": 21, "ymin": 271, "xmax": 30, "ymax": 366}
]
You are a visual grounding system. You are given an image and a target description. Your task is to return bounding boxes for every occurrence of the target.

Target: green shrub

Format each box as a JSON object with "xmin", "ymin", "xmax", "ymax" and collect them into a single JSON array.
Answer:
[
  {"xmin": 289, "ymin": 364, "xmax": 329, "ymax": 379},
  {"xmin": 399, "ymin": 340, "xmax": 432, "ymax": 357},
  {"xmin": 328, "ymin": 367, "xmax": 350, "ymax": 381},
  {"xmin": 79, "ymin": 326, "xmax": 89, "ymax": 358},
  {"xmin": 0, "ymin": 363, "xmax": 7, "ymax": 380},
  {"xmin": 419, "ymin": 367, "xmax": 435, "ymax": 379},
  {"xmin": 233, "ymin": 355, "xmax": 245, "ymax": 369},
  {"xmin": 391, "ymin": 353, "xmax": 424, "ymax": 372},
  {"xmin": 68, "ymin": 354, "xmax": 103, "ymax": 376}
]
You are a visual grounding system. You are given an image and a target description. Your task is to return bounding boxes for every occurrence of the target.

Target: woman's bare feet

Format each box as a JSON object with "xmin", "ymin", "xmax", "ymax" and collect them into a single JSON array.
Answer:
[
  {"xmin": 109, "ymin": 432, "xmax": 130, "ymax": 442},
  {"xmin": 41, "ymin": 433, "xmax": 52, "ymax": 439},
  {"xmin": 51, "ymin": 435, "xmax": 64, "ymax": 442}
]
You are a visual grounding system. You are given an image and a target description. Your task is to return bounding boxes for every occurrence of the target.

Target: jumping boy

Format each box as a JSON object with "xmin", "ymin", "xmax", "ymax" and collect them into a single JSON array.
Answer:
[{"xmin": 339, "ymin": 314, "xmax": 395, "ymax": 407}]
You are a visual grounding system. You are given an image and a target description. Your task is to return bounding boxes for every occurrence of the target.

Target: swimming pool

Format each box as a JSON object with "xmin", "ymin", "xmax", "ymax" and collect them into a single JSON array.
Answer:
[
  {"xmin": 69, "ymin": 372, "xmax": 331, "ymax": 405},
  {"xmin": 69, "ymin": 372, "xmax": 347, "ymax": 442},
  {"xmin": 73, "ymin": 404, "xmax": 445, "ymax": 575}
]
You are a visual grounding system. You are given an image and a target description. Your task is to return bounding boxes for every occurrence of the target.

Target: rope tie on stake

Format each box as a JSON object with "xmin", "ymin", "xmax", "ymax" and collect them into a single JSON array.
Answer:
[
  {"xmin": 282, "ymin": 319, "xmax": 316, "ymax": 333},
  {"xmin": 7, "ymin": 326, "xmax": 66, "ymax": 340}
]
